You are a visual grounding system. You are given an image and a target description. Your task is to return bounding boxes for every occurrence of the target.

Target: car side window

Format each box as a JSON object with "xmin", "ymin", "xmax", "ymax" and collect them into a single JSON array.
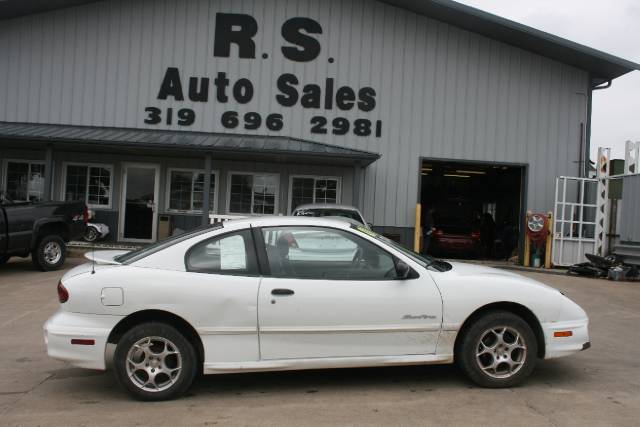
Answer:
[
  {"xmin": 186, "ymin": 229, "xmax": 258, "ymax": 275},
  {"xmin": 261, "ymin": 226, "xmax": 397, "ymax": 280}
]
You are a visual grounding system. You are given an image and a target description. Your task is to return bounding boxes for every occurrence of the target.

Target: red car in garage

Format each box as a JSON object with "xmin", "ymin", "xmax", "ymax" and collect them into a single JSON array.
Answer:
[{"xmin": 429, "ymin": 222, "xmax": 481, "ymax": 258}]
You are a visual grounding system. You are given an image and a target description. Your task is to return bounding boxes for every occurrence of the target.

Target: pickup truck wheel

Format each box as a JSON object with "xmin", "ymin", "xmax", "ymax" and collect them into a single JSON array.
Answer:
[{"xmin": 33, "ymin": 235, "xmax": 66, "ymax": 271}]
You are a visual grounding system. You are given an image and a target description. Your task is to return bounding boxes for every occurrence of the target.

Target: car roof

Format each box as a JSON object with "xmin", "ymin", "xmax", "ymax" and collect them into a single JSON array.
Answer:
[
  {"xmin": 292, "ymin": 203, "xmax": 361, "ymax": 212},
  {"xmin": 224, "ymin": 215, "xmax": 358, "ymax": 230}
]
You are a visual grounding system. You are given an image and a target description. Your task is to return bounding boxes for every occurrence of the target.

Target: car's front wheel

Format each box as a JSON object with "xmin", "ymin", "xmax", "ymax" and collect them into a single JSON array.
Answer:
[
  {"xmin": 457, "ymin": 310, "xmax": 537, "ymax": 388},
  {"xmin": 114, "ymin": 323, "xmax": 197, "ymax": 401}
]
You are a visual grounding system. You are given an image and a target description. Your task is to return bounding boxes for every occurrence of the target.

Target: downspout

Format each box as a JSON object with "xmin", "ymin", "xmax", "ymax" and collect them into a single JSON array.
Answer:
[{"xmin": 584, "ymin": 77, "xmax": 612, "ymax": 178}]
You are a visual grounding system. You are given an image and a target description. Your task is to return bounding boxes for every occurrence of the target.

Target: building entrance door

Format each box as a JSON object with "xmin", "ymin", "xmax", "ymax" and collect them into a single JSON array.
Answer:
[{"xmin": 119, "ymin": 163, "xmax": 160, "ymax": 242}]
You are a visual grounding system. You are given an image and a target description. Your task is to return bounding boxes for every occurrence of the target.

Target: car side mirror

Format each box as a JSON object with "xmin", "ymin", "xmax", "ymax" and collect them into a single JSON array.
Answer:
[{"xmin": 396, "ymin": 260, "xmax": 412, "ymax": 280}]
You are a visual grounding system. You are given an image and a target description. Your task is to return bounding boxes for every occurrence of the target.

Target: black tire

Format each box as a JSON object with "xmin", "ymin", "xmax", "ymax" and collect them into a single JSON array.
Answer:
[
  {"xmin": 456, "ymin": 310, "xmax": 538, "ymax": 388},
  {"xmin": 84, "ymin": 226, "xmax": 99, "ymax": 242},
  {"xmin": 114, "ymin": 322, "xmax": 198, "ymax": 401},
  {"xmin": 32, "ymin": 235, "xmax": 66, "ymax": 271}
]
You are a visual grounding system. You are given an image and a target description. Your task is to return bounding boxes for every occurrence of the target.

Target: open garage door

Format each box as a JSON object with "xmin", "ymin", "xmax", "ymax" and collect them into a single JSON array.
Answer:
[{"xmin": 420, "ymin": 160, "xmax": 525, "ymax": 260}]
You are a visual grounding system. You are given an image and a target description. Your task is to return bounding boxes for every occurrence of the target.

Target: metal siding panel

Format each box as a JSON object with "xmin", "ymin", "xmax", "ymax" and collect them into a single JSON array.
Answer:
[
  {"xmin": 38, "ymin": 16, "xmax": 54, "ymax": 123},
  {"xmin": 0, "ymin": 24, "xmax": 9, "ymax": 120},
  {"xmin": 620, "ymin": 175, "xmax": 640, "ymax": 242},
  {"xmin": 0, "ymin": 0, "xmax": 590, "ymax": 228},
  {"xmin": 15, "ymin": 18, "xmax": 31, "ymax": 122}
]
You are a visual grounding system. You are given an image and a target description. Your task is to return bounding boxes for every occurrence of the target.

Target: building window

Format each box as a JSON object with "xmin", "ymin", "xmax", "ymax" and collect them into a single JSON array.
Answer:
[
  {"xmin": 63, "ymin": 164, "xmax": 113, "ymax": 207},
  {"xmin": 4, "ymin": 160, "xmax": 46, "ymax": 202},
  {"xmin": 290, "ymin": 176, "xmax": 341, "ymax": 212},
  {"xmin": 228, "ymin": 173, "xmax": 278, "ymax": 215},
  {"xmin": 167, "ymin": 169, "xmax": 217, "ymax": 213}
]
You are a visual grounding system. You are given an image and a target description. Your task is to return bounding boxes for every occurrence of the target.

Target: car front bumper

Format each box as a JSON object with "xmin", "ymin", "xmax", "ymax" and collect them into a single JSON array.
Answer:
[
  {"xmin": 44, "ymin": 309, "xmax": 123, "ymax": 370},
  {"xmin": 542, "ymin": 317, "xmax": 590, "ymax": 359}
]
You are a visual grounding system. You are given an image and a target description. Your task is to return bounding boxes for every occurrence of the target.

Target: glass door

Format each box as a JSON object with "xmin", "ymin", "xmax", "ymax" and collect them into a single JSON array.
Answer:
[{"xmin": 120, "ymin": 164, "xmax": 159, "ymax": 242}]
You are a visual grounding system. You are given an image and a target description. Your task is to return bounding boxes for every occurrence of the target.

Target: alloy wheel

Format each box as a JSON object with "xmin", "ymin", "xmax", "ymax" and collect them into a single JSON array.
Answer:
[
  {"xmin": 43, "ymin": 242, "xmax": 62, "ymax": 265},
  {"xmin": 475, "ymin": 326, "xmax": 527, "ymax": 379},
  {"xmin": 125, "ymin": 336, "xmax": 183, "ymax": 392}
]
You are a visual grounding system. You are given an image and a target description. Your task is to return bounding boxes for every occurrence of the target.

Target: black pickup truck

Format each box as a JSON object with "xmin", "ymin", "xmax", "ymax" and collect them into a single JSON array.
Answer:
[{"xmin": 0, "ymin": 195, "xmax": 87, "ymax": 271}]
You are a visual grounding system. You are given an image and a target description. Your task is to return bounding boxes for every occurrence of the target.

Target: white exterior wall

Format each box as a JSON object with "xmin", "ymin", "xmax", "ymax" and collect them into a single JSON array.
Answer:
[{"xmin": 0, "ymin": 0, "xmax": 589, "ymax": 228}]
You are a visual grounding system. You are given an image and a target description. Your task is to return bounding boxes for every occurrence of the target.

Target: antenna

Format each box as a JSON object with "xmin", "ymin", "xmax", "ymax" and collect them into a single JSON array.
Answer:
[{"xmin": 91, "ymin": 240, "xmax": 96, "ymax": 274}]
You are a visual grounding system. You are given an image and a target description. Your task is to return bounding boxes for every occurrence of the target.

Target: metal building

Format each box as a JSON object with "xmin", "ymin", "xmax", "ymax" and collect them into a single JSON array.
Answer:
[{"xmin": 0, "ymin": 0, "xmax": 637, "ymax": 249}]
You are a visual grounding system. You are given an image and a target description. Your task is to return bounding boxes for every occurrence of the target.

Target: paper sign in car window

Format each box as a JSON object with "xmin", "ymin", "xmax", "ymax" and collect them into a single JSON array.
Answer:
[{"xmin": 220, "ymin": 235, "xmax": 246, "ymax": 270}]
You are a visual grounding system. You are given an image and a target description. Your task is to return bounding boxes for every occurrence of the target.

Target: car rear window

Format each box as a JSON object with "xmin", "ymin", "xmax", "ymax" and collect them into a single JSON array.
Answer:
[
  {"xmin": 116, "ymin": 224, "xmax": 223, "ymax": 264},
  {"xmin": 294, "ymin": 208, "xmax": 363, "ymax": 224}
]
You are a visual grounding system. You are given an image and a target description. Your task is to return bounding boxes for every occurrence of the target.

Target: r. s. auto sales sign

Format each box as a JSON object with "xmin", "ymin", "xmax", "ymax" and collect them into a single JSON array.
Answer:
[{"xmin": 143, "ymin": 13, "xmax": 383, "ymax": 138}]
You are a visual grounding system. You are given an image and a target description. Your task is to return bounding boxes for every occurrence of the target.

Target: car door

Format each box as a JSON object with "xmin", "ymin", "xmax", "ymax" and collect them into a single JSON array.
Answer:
[
  {"xmin": 256, "ymin": 225, "xmax": 442, "ymax": 360},
  {"xmin": 179, "ymin": 228, "xmax": 261, "ymax": 365}
]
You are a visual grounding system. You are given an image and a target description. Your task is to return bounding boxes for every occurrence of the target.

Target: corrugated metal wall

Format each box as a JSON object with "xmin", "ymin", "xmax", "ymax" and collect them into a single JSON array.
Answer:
[
  {"xmin": 620, "ymin": 174, "xmax": 640, "ymax": 243},
  {"xmin": 0, "ymin": 0, "xmax": 589, "ymax": 228}
]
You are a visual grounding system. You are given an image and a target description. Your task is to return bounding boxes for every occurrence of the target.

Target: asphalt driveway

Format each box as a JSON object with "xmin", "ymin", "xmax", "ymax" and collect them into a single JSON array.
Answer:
[{"xmin": 0, "ymin": 256, "xmax": 639, "ymax": 426}]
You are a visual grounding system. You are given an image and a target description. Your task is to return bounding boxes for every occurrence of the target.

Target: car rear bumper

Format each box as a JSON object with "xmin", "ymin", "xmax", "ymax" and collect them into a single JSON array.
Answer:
[
  {"xmin": 44, "ymin": 309, "xmax": 123, "ymax": 370},
  {"xmin": 542, "ymin": 317, "xmax": 590, "ymax": 359}
]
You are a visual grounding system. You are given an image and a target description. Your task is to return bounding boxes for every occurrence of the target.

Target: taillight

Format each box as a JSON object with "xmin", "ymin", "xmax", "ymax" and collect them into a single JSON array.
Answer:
[
  {"xmin": 57, "ymin": 280, "xmax": 69, "ymax": 303},
  {"xmin": 434, "ymin": 229, "xmax": 444, "ymax": 237},
  {"xmin": 83, "ymin": 205, "xmax": 89, "ymax": 224},
  {"xmin": 471, "ymin": 231, "xmax": 481, "ymax": 239}
]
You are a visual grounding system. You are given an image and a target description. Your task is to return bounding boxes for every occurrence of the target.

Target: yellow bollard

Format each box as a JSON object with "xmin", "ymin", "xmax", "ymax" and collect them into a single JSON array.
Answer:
[
  {"xmin": 523, "ymin": 210, "xmax": 531, "ymax": 267},
  {"xmin": 414, "ymin": 203, "xmax": 422, "ymax": 253},
  {"xmin": 545, "ymin": 211, "xmax": 553, "ymax": 269}
]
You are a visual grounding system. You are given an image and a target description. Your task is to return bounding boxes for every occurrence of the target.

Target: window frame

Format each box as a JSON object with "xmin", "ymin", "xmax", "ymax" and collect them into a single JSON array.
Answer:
[
  {"xmin": 165, "ymin": 167, "xmax": 219, "ymax": 214},
  {"xmin": 61, "ymin": 162, "xmax": 114, "ymax": 209},
  {"xmin": 287, "ymin": 175, "xmax": 342, "ymax": 214},
  {"xmin": 256, "ymin": 225, "xmax": 403, "ymax": 281},
  {"xmin": 226, "ymin": 171, "xmax": 280, "ymax": 216},
  {"xmin": 184, "ymin": 229, "xmax": 260, "ymax": 276},
  {"xmin": 2, "ymin": 158, "xmax": 47, "ymax": 202}
]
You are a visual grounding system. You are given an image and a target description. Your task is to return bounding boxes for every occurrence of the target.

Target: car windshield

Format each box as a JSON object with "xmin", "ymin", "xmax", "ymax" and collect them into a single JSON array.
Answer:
[
  {"xmin": 294, "ymin": 208, "xmax": 364, "ymax": 224},
  {"xmin": 350, "ymin": 224, "xmax": 436, "ymax": 268},
  {"xmin": 115, "ymin": 224, "xmax": 223, "ymax": 264}
]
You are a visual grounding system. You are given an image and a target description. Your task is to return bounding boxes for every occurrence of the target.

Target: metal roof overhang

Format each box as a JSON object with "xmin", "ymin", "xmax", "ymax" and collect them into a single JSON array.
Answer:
[
  {"xmin": 1, "ymin": 0, "xmax": 636, "ymax": 86},
  {"xmin": 0, "ymin": 122, "xmax": 381, "ymax": 167},
  {"xmin": 382, "ymin": 0, "xmax": 640, "ymax": 86}
]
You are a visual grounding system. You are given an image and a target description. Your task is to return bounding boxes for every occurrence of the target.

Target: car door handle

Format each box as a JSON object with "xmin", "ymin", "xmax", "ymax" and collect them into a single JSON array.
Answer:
[{"xmin": 271, "ymin": 288, "xmax": 294, "ymax": 296}]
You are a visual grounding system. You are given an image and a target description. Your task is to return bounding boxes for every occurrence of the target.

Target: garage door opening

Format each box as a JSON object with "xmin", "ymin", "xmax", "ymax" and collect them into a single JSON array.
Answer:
[{"xmin": 420, "ymin": 160, "xmax": 525, "ymax": 260}]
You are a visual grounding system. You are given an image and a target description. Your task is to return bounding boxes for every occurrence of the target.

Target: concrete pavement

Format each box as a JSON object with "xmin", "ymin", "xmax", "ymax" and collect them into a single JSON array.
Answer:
[{"xmin": 1, "ymin": 256, "xmax": 639, "ymax": 426}]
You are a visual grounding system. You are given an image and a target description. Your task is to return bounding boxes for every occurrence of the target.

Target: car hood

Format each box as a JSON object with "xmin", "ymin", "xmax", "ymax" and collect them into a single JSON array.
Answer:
[{"xmin": 446, "ymin": 261, "xmax": 559, "ymax": 292}]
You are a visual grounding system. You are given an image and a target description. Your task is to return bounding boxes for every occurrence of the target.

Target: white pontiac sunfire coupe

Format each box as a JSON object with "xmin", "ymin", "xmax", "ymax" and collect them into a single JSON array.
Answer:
[{"xmin": 44, "ymin": 217, "xmax": 590, "ymax": 400}]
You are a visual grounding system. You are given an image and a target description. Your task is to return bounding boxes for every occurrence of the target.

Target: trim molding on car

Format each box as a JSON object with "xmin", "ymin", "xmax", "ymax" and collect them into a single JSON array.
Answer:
[
  {"xmin": 259, "ymin": 324, "xmax": 442, "ymax": 334},
  {"xmin": 440, "ymin": 323, "xmax": 461, "ymax": 331},
  {"xmin": 203, "ymin": 354, "xmax": 453, "ymax": 374},
  {"xmin": 196, "ymin": 326, "xmax": 257, "ymax": 335}
]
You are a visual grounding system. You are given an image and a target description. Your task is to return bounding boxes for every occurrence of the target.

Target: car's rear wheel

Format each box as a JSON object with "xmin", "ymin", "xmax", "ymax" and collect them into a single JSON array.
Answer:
[
  {"xmin": 114, "ymin": 323, "xmax": 197, "ymax": 401},
  {"xmin": 32, "ymin": 235, "xmax": 66, "ymax": 271},
  {"xmin": 457, "ymin": 310, "xmax": 537, "ymax": 388}
]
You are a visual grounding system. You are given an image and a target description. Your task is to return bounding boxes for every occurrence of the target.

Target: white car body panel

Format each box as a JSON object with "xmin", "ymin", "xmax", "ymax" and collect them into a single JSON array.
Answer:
[
  {"xmin": 258, "ymin": 275, "xmax": 442, "ymax": 359},
  {"xmin": 44, "ymin": 216, "xmax": 589, "ymax": 376}
]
